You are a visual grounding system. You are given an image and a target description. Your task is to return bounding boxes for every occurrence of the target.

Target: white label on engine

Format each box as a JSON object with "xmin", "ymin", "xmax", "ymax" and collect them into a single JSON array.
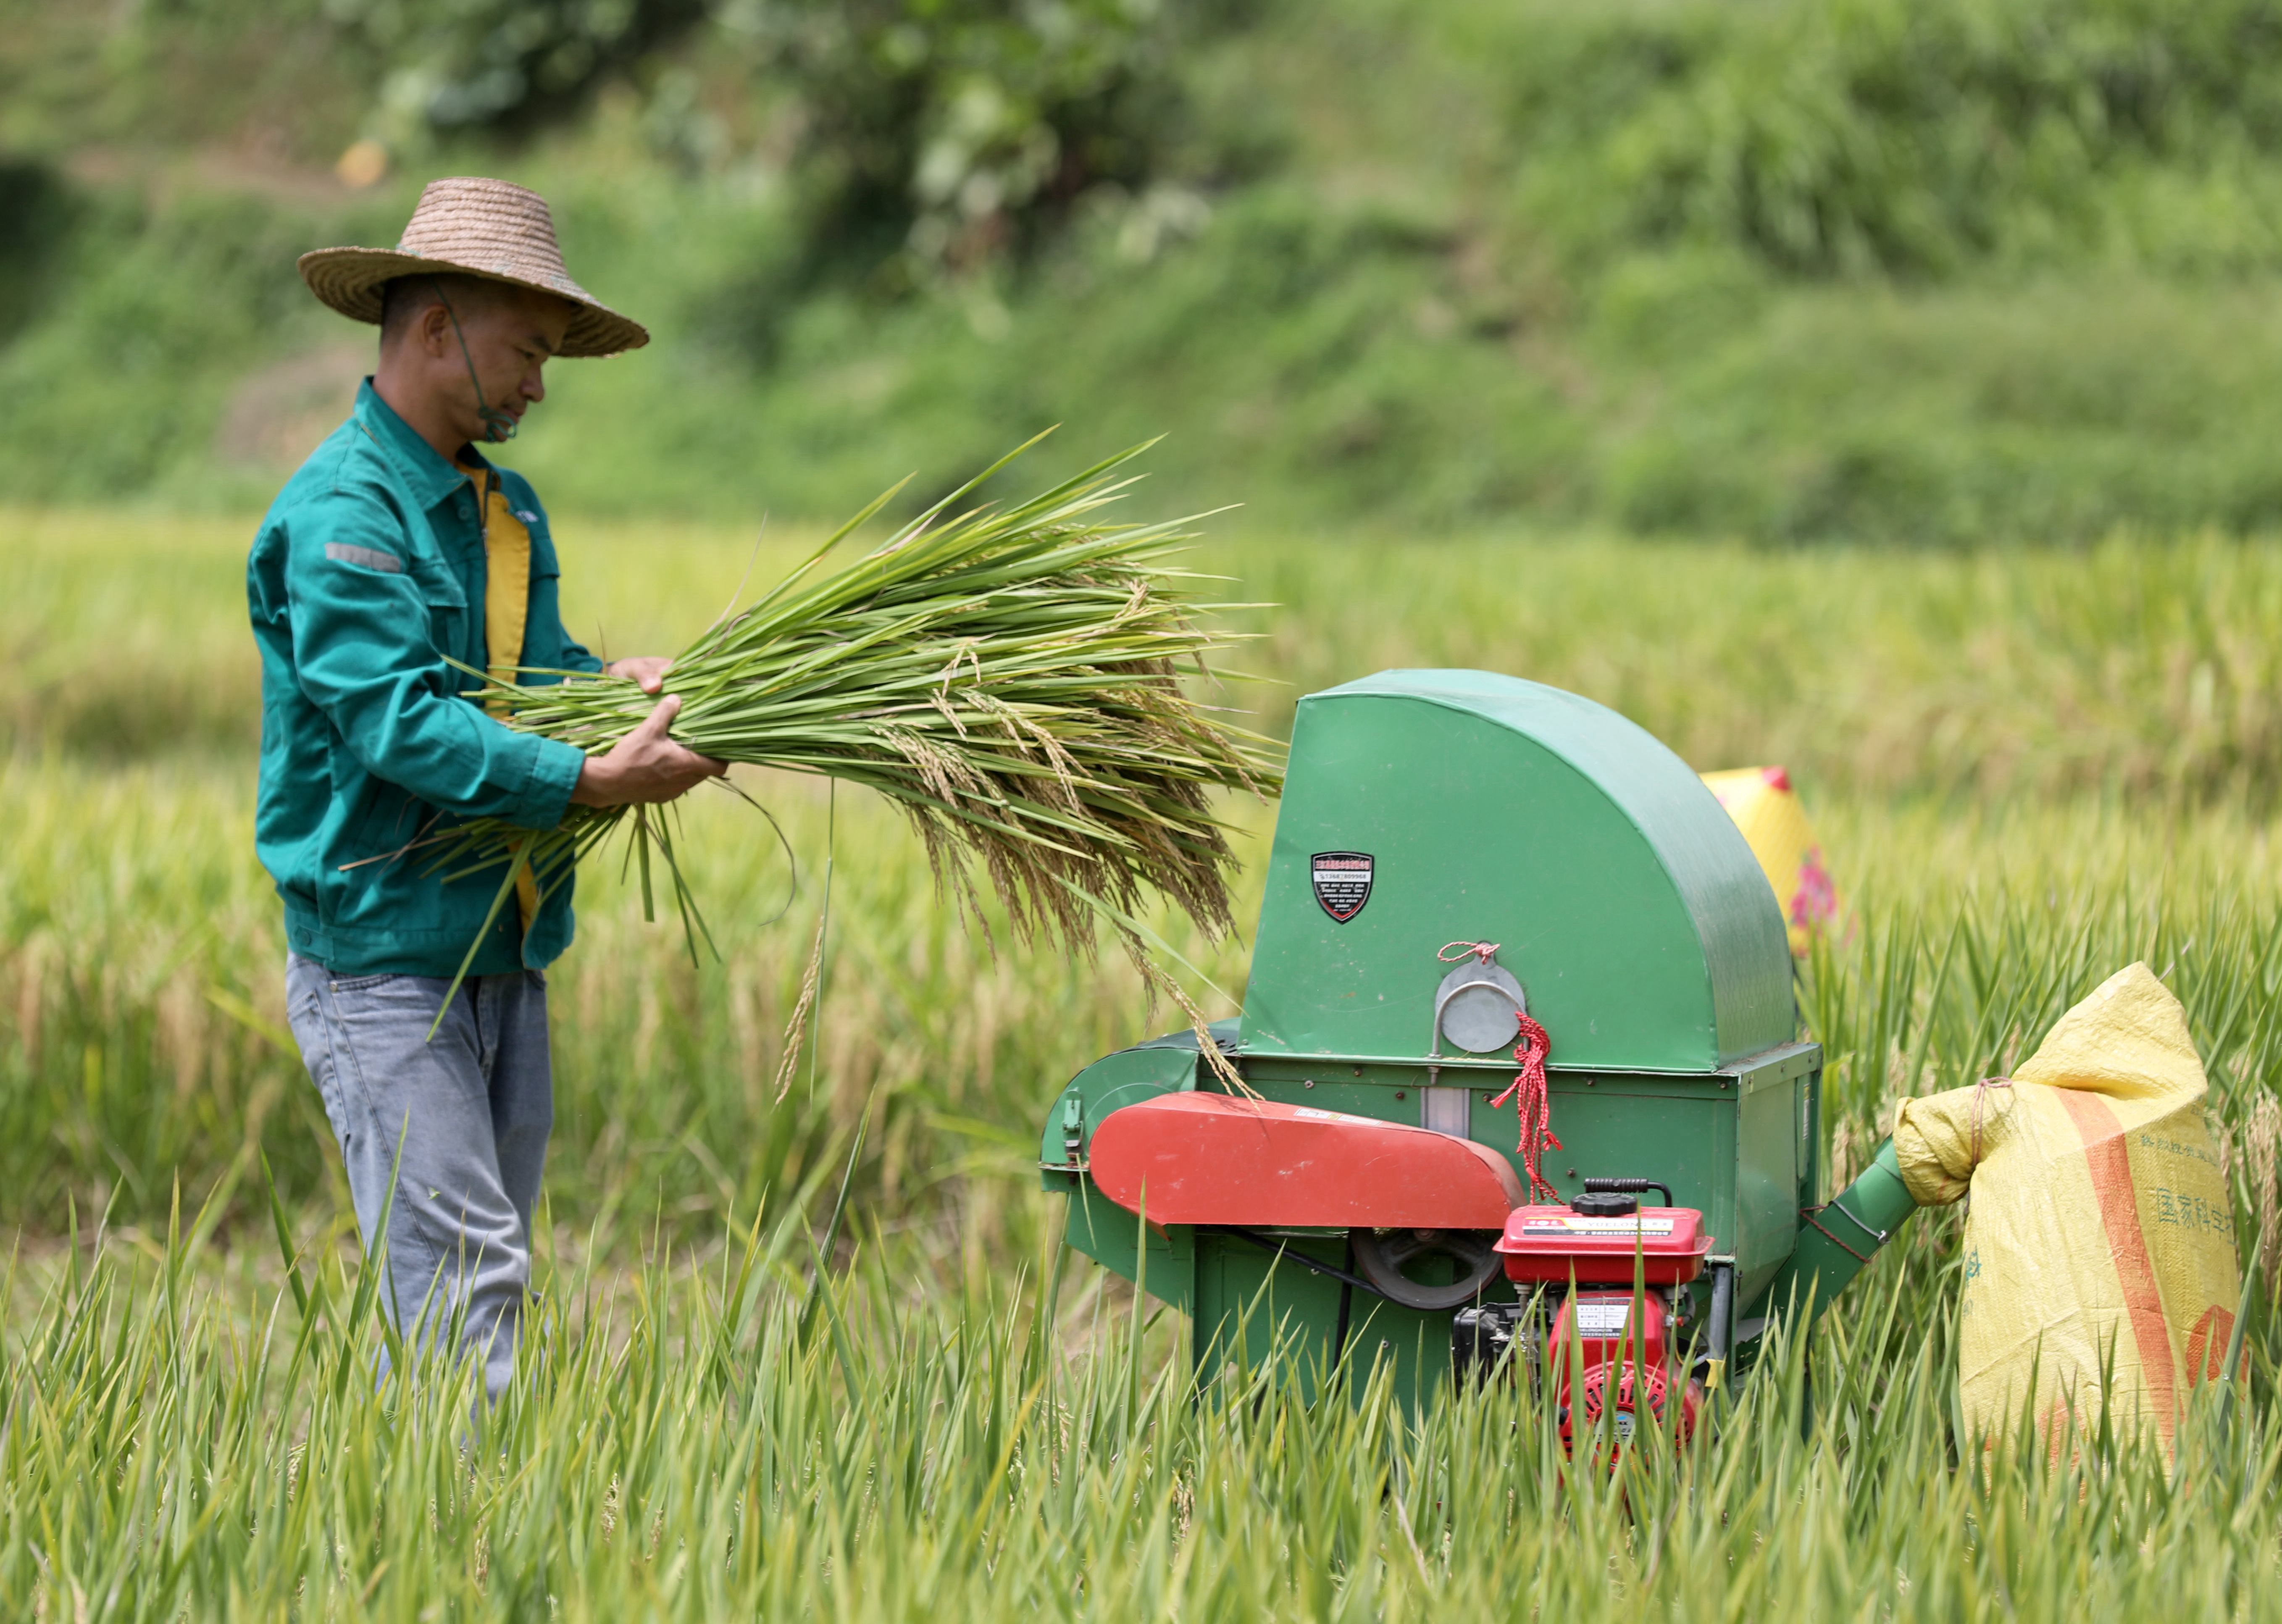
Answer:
[
  {"xmin": 1574, "ymin": 1301, "xmax": 1631, "ymax": 1337},
  {"xmin": 1521, "ymin": 1217, "xmax": 1676, "ymax": 1235}
]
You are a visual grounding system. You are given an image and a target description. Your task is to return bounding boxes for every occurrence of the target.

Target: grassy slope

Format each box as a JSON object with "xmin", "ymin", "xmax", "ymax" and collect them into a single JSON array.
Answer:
[{"xmin": 13, "ymin": 0, "xmax": 2282, "ymax": 539}]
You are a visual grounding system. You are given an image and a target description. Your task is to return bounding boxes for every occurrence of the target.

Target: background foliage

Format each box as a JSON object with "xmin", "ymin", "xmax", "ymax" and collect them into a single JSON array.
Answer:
[{"xmin": 12, "ymin": 0, "xmax": 2282, "ymax": 539}]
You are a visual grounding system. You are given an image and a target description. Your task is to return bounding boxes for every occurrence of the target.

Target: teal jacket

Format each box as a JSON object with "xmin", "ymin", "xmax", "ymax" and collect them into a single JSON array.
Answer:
[{"xmin": 247, "ymin": 380, "xmax": 599, "ymax": 977}]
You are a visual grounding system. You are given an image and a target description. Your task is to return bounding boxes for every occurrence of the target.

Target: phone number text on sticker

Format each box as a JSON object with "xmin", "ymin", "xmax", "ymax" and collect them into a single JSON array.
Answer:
[{"xmin": 1572, "ymin": 1301, "xmax": 1631, "ymax": 1337}]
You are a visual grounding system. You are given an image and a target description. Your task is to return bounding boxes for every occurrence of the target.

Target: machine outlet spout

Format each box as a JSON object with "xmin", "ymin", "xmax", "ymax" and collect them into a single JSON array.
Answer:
[{"xmin": 1762, "ymin": 1139, "xmax": 1920, "ymax": 1326}]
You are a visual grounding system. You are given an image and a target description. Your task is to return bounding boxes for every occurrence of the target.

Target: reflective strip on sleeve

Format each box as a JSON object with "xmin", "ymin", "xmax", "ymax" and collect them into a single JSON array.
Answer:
[{"xmin": 324, "ymin": 542, "xmax": 404, "ymax": 574}]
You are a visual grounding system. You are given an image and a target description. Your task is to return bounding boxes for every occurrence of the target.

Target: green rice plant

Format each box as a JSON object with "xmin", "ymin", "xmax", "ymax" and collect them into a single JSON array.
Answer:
[
  {"xmin": 7, "ymin": 1182, "xmax": 2282, "ymax": 1621},
  {"xmin": 17, "ymin": 508, "xmax": 2282, "ymax": 1616},
  {"xmin": 432, "ymin": 441, "xmax": 1280, "ymax": 1044}
]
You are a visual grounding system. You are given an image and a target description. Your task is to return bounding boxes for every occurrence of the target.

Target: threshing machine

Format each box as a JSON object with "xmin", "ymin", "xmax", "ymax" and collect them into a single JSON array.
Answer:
[{"xmin": 1039, "ymin": 670, "xmax": 1918, "ymax": 1426}]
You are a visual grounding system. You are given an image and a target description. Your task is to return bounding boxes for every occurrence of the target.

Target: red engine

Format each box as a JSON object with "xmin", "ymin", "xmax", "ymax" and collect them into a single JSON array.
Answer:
[{"xmin": 1488, "ymin": 1193, "xmax": 1712, "ymax": 1452}]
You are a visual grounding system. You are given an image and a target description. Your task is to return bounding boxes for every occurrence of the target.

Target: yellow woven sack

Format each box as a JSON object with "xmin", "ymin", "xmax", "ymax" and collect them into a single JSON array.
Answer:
[
  {"xmin": 1699, "ymin": 765, "xmax": 1840, "ymax": 954},
  {"xmin": 1891, "ymin": 964, "xmax": 2241, "ymax": 1456}
]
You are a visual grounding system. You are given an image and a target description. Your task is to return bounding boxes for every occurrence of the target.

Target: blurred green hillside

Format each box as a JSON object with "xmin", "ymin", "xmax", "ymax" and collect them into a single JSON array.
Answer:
[{"xmin": 12, "ymin": 0, "xmax": 2282, "ymax": 541}]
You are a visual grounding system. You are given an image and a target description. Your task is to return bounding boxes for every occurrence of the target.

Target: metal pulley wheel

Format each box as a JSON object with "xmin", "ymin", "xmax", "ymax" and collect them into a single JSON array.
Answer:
[{"xmin": 1349, "ymin": 1227, "xmax": 1503, "ymax": 1311}]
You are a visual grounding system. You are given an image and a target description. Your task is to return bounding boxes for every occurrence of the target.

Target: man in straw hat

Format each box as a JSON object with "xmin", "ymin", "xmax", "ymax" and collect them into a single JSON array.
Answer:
[{"xmin": 248, "ymin": 177, "xmax": 723, "ymax": 1399}]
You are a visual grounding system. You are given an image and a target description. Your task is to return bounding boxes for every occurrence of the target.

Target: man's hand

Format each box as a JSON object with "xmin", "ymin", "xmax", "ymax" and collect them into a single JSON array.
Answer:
[
  {"xmin": 605, "ymin": 656, "xmax": 675, "ymax": 694},
  {"xmin": 570, "ymin": 695, "xmax": 726, "ymax": 807}
]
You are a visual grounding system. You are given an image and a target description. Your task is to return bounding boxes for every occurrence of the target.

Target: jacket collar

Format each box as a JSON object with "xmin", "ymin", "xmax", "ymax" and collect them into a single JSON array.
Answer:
[{"xmin": 353, "ymin": 378, "xmax": 484, "ymax": 511}]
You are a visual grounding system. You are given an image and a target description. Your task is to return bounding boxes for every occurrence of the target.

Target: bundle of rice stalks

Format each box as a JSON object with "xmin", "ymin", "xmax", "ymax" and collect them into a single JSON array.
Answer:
[{"xmin": 435, "ymin": 438, "xmax": 1281, "ymax": 1065}]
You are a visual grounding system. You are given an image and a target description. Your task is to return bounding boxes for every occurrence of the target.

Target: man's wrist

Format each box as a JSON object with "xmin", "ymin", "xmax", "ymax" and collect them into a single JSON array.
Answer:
[{"xmin": 570, "ymin": 754, "xmax": 615, "ymax": 808}]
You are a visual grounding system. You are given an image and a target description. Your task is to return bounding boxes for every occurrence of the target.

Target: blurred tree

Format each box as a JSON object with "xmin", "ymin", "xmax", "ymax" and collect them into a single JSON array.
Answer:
[
  {"xmin": 725, "ymin": 0, "xmax": 1187, "ymax": 281},
  {"xmin": 325, "ymin": 0, "xmax": 1204, "ymax": 281},
  {"xmin": 326, "ymin": 0, "xmax": 712, "ymax": 140},
  {"xmin": 1497, "ymin": 0, "xmax": 2282, "ymax": 279},
  {"xmin": 0, "ymin": 160, "xmax": 72, "ymax": 346}
]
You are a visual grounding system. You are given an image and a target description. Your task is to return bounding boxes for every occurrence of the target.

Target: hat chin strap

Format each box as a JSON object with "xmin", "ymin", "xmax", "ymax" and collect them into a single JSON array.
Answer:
[{"xmin": 429, "ymin": 279, "xmax": 519, "ymax": 444}]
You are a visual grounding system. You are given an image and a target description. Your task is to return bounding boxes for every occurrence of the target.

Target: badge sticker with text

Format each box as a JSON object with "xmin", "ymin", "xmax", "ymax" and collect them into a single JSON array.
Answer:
[{"xmin": 1311, "ymin": 851, "xmax": 1374, "ymax": 922}]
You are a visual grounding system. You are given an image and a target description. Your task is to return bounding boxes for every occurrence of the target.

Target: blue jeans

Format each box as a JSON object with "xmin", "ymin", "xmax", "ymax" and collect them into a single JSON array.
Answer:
[{"xmin": 285, "ymin": 952, "xmax": 553, "ymax": 1401}]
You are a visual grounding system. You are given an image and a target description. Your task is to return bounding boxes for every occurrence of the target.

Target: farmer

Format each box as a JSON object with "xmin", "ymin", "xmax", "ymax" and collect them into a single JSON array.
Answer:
[{"xmin": 247, "ymin": 177, "xmax": 722, "ymax": 1398}]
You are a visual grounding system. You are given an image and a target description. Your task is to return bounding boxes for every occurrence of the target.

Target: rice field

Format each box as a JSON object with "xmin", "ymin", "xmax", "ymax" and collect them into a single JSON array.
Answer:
[{"xmin": 11, "ymin": 507, "xmax": 2282, "ymax": 1617}]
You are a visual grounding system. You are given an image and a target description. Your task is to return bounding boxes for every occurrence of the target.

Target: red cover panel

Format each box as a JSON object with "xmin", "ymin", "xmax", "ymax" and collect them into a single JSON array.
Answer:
[{"xmin": 1087, "ymin": 1093, "xmax": 1525, "ymax": 1230}]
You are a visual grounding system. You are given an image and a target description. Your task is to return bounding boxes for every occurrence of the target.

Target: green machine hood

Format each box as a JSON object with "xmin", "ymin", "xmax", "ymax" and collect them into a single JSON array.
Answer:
[{"xmin": 1238, "ymin": 670, "xmax": 1794, "ymax": 1072}]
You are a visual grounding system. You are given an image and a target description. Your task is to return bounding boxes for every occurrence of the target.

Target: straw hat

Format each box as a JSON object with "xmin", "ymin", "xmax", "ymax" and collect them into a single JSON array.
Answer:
[{"xmin": 298, "ymin": 177, "xmax": 648, "ymax": 358}]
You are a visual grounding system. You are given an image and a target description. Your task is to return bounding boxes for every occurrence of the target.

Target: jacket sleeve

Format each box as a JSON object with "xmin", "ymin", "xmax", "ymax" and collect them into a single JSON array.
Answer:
[{"xmin": 287, "ymin": 491, "xmax": 587, "ymax": 830}]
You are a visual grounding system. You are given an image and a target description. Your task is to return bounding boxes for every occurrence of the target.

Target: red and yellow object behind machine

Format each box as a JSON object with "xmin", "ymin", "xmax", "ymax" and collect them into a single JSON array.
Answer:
[{"xmin": 1700, "ymin": 764, "xmax": 1841, "ymax": 955}]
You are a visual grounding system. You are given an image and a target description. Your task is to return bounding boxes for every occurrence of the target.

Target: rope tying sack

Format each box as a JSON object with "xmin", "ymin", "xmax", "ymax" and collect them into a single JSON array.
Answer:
[
  {"xmin": 1490, "ymin": 1012, "xmax": 1562, "ymax": 1202},
  {"xmin": 1968, "ymin": 1075, "xmax": 2015, "ymax": 1166}
]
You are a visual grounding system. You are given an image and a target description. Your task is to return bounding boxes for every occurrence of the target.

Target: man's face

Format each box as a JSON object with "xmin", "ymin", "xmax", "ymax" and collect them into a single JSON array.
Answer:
[{"xmin": 422, "ymin": 284, "xmax": 575, "ymax": 446}]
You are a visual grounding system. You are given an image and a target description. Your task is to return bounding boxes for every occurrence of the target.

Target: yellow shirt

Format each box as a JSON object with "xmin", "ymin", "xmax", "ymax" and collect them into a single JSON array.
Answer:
[{"xmin": 457, "ymin": 456, "xmax": 542, "ymax": 932}]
